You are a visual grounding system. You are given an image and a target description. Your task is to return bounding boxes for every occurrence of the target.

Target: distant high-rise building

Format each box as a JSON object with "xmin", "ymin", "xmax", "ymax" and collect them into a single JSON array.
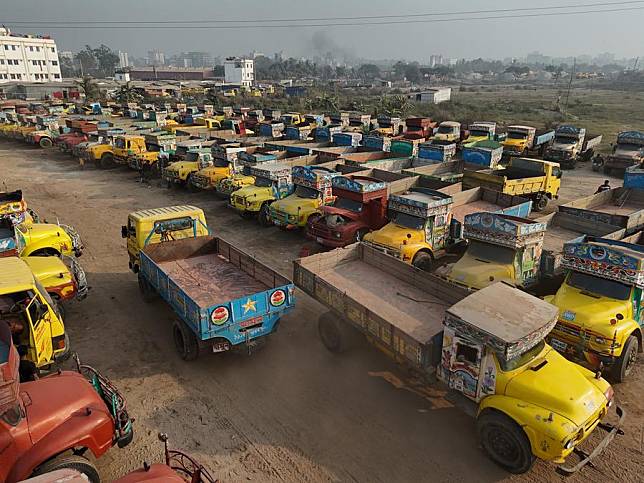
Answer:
[
  {"xmin": 224, "ymin": 57, "xmax": 254, "ymax": 87},
  {"xmin": 118, "ymin": 51, "xmax": 129, "ymax": 68},
  {"xmin": 0, "ymin": 26, "xmax": 62, "ymax": 83},
  {"xmin": 147, "ymin": 49, "xmax": 165, "ymax": 66},
  {"xmin": 429, "ymin": 55, "xmax": 445, "ymax": 68}
]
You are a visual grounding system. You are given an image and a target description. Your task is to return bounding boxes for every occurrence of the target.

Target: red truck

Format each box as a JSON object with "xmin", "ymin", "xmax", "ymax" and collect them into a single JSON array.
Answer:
[
  {"xmin": 405, "ymin": 117, "xmax": 437, "ymax": 137},
  {"xmin": 306, "ymin": 175, "xmax": 392, "ymax": 247},
  {"xmin": 1, "ymin": 331, "xmax": 134, "ymax": 483}
]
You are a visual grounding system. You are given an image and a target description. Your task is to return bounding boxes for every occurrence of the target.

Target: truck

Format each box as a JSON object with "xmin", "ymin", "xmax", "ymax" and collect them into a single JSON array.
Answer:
[
  {"xmin": 163, "ymin": 148, "xmax": 213, "ymax": 188},
  {"xmin": 601, "ymin": 130, "xmax": 644, "ymax": 175},
  {"xmin": 134, "ymin": 229, "xmax": 295, "ymax": 360},
  {"xmin": 558, "ymin": 187, "xmax": 644, "ymax": 235},
  {"xmin": 364, "ymin": 187, "xmax": 532, "ymax": 271},
  {"xmin": 502, "ymin": 125, "xmax": 555, "ymax": 157},
  {"xmin": 462, "ymin": 122, "xmax": 501, "ymax": 146},
  {"xmin": 544, "ymin": 125, "xmax": 602, "ymax": 169},
  {"xmin": 293, "ymin": 244, "xmax": 623, "ymax": 475},
  {"xmin": 405, "ymin": 117, "xmax": 437, "ymax": 137},
  {"xmin": 545, "ymin": 236, "xmax": 644, "ymax": 382},
  {"xmin": 0, "ymin": 337, "xmax": 134, "ymax": 482},
  {"xmin": 280, "ymin": 112, "xmax": 303, "ymax": 126},
  {"xmin": 373, "ymin": 116, "xmax": 404, "ymax": 136},
  {"xmin": 462, "ymin": 157, "xmax": 562, "ymax": 211},
  {"xmin": 92, "ymin": 134, "xmax": 148, "ymax": 169},
  {"xmin": 461, "ymin": 141, "xmax": 504, "ymax": 169},
  {"xmin": 418, "ymin": 142, "xmax": 457, "ymax": 163},
  {"xmin": 188, "ymin": 143, "xmax": 247, "ymax": 191},
  {"xmin": 128, "ymin": 131, "xmax": 178, "ymax": 173},
  {"xmin": 432, "ymin": 121, "xmax": 466, "ymax": 143},
  {"xmin": 269, "ymin": 166, "xmax": 339, "ymax": 229}
]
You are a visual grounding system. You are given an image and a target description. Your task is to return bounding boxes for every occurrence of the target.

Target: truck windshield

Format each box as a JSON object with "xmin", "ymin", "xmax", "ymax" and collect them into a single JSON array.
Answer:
[
  {"xmin": 214, "ymin": 158, "xmax": 230, "ymax": 168},
  {"xmin": 295, "ymin": 185, "xmax": 319, "ymax": 199},
  {"xmin": 617, "ymin": 143, "xmax": 642, "ymax": 152},
  {"xmin": 467, "ymin": 240, "xmax": 516, "ymax": 265},
  {"xmin": 334, "ymin": 198, "xmax": 363, "ymax": 213},
  {"xmin": 437, "ymin": 126, "xmax": 453, "ymax": 134},
  {"xmin": 469, "ymin": 130, "xmax": 489, "ymax": 137},
  {"xmin": 499, "ymin": 340, "xmax": 546, "ymax": 371},
  {"xmin": 507, "ymin": 131, "xmax": 527, "ymax": 140},
  {"xmin": 555, "ymin": 137, "xmax": 577, "ymax": 144},
  {"xmin": 115, "ymin": 138, "xmax": 126, "ymax": 148},
  {"xmin": 391, "ymin": 212, "xmax": 425, "ymax": 230},
  {"xmin": 254, "ymin": 177, "xmax": 272, "ymax": 187},
  {"xmin": 175, "ymin": 146, "xmax": 189, "ymax": 156},
  {"xmin": 567, "ymin": 271, "xmax": 631, "ymax": 300},
  {"xmin": 185, "ymin": 152, "xmax": 199, "ymax": 162}
]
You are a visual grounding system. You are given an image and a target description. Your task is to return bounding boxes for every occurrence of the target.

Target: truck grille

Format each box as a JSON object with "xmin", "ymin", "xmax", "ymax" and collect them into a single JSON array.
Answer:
[
  {"xmin": 191, "ymin": 175, "xmax": 210, "ymax": 189},
  {"xmin": 271, "ymin": 209, "xmax": 290, "ymax": 225},
  {"xmin": 232, "ymin": 195, "xmax": 246, "ymax": 207},
  {"xmin": 553, "ymin": 321, "xmax": 591, "ymax": 341}
]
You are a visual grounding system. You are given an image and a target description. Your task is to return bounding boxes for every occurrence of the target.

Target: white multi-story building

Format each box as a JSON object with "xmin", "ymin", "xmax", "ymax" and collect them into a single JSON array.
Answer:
[
  {"xmin": 0, "ymin": 27, "xmax": 62, "ymax": 83},
  {"xmin": 118, "ymin": 51, "xmax": 129, "ymax": 68},
  {"xmin": 224, "ymin": 57, "xmax": 254, "ymax": 87}
]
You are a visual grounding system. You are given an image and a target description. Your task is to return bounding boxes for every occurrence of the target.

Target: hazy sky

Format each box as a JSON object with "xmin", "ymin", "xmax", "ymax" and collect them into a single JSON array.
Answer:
[{"xmin": 3, "ymin": 0, "xmax": 643, "ymax": 60}]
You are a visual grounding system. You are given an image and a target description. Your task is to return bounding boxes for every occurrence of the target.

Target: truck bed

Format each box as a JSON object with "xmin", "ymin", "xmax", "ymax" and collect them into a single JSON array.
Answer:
[
  {"xmin": 294, "ymin": 243, "xmax": 470, "ymax": 369},
  {"xmin": 157, "ymin": 254, "xmax": 269, "ymax": 308},
  {"xmin": 451, "ymin": 187, "xmax": 532, "ymax": 223}
]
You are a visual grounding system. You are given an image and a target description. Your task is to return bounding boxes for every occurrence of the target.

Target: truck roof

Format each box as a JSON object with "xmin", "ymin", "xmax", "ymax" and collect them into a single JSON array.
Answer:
[
  {"xmin": 446, "ymin": 282, "xmax": 558, "ymax": 357},
  {"xmin": 129, "ymin": 205, "xmax": 204, "ymax": 223},
  {"xmin": 439, "ymin": 121, "xmax": 460, "ymax": 127},
  {"xmin": 389, "ymin": 188, "xmax": 453, "ymax": 217},
  {"xmin": 464, "ymin": 212, "xmax": 546, "ymax": 247},
  {"xmin": 507, "ymin": 125, "xmax": 534, "ymax": 131},
  {"xmin": 0, "ymin": 257, "xmax": 35, "ymax": 292},
  {"xmin": 332, "ymin": 175, "xmax": 387, "ymax": 193}
]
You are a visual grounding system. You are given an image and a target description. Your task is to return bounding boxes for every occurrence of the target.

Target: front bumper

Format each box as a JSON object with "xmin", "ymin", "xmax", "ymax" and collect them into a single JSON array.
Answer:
[
  {"xmin": 307, "ymin": 224, "xmax": 350, "ymax": 247},
  {"xmin": 363, "ymin": 240, "xmax": 403, "ymax": 260},
  {"xmin": 191, "ymin": 175, "xmax": 212, "ymax": 189},
  {"xmin": 557, "ymin": 405, "xmax": 625, "ymax": 475},
  {"xmin": 60, "ymin": 224, "xmax": 84, "ymax": 256},
  {"xmin": 270, "ymin": 209, "xmax": 301, "ymax": 229}
]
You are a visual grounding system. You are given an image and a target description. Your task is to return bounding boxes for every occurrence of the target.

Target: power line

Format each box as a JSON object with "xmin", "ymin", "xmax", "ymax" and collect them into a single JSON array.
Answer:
[
  {"xmin": 5, "ymin": 1, "xmax": 644, "ymax": 25},
  {"xmin": 5, "ymin": 6, "xmax": 644, "ymax": 29}
]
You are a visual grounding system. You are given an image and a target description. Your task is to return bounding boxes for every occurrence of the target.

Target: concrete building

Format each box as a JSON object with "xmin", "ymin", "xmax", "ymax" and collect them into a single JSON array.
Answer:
[
  {"xmin": 0, "ymin": 27, "xmax": 62, "ymax": 83},
  {"xmin": 114, "ymin": 69, "xmax": 131, "ymax": 82},
  {"xmin": 118, "ymin": 51, "xmax": 129, "ymax": 68},
  {"xmin": 128, "ymin": 67, "xmax": 215, "ymax": 81},
  {"xmin": 224, "ymin": 57, "xmax": 254, "ymax": 87},
  {"xmin": 179, "ymin": 51, "xmax": 212, "ymax": 69},
  {"xmin": 147, "ymin": 49, "xmax": 165, "ymax": 66},
  {"xmin": 409, "ymin": 87, "xmax": 451, "ymax": 104}
]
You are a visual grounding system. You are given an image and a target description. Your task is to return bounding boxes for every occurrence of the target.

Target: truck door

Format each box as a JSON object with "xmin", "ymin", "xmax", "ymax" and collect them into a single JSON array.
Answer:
[
  {"xmin": 26, "ymin": 294, "xmax": 53, "ymax": 366},
  {"xmin": 447, "ymin": 336, "xmax": 483, "ymax": 399}
]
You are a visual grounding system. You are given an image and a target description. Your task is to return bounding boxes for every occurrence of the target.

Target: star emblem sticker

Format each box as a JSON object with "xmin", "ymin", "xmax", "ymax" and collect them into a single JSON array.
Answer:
[{"xmin": 242, "ymin": 298, "xmax": 256, "ymax": 314}]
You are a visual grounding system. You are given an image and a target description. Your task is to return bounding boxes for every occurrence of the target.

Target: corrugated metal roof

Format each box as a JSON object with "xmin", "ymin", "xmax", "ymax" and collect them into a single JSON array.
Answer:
[{"xmin": 129, "ymin": 205, "xmax": 203, "ymax": 222}]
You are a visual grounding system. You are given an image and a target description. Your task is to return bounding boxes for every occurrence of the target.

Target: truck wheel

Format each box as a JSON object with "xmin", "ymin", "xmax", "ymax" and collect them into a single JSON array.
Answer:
[
  {"xmin": 34, "ymin": 455, "xmax": 100, "ymax": 483},
  {"xmin": 187, "ymin": 174, "xmax": 199, "ymax": 192},
  {"xmin": 173, "ymin": 320, "xmax": 199, "ymax": 361},
  {"xmin": 258, "ymin": 203, "xmax": 274, "ymax": 227},
  {"xmin": 39, "ymin": 137, "xmax": 53, "ymax": 148},
  {"xmin": 412, "ymin": 251, "xmax": 434, "ymax": 272},
  {"xmin": 138, "ymin": 275, "xmax": 157, "ymax": 303},
  {"xmin": 318, "ymin": 312, "xmax": 347, "ymax": 353},
  {"xmin": 355, "ymin": 229, "xmax": 367, "ymax": 242},
  {"xmin": 534, "ymin": 195, "xmax": 548, "ymax": 212},
  {"xmin": 477, "ymin": 411, "xmax": 535, "ymax": 474},
  {"xmin": 100, "ymin": 153, "xmax": 114, "ymax": 169},
  {"xmin": 611, "ymin": 335, "xmax": 638, "ymax": 382}
]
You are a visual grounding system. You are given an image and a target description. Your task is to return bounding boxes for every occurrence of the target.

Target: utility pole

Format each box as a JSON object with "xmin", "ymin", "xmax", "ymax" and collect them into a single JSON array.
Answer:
[{"xmin": 564, "ymin": 57, "xmax": 576, "ymax": 113}]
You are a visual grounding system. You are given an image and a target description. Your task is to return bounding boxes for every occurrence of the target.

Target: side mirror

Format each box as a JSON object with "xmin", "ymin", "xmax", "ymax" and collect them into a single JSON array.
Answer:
[{"xmin": 121, "ymin": 225, "xmax": 128, "ymax": 239}]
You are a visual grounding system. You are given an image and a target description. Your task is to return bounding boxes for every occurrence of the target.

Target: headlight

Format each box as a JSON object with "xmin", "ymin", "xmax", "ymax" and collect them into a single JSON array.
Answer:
[
  {"xmin": 564, "ymin": 439, "xmax": 574, "ymax": 450},
  {"xmin": 595, "ymin": 336, "xmax": 606, "ymax": 344},
  {"xmin": 604, "ymin": 387, "xmax": 614, "ymax": 406},
  {"xmin": 334, "ymin": 232, "xmax": 341, "ymax": 238}
]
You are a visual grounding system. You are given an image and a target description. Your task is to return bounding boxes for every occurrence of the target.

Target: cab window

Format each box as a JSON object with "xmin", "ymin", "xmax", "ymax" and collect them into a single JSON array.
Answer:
[
  {"xmin": 456, "ymin": 343, "xmax": 479, "ymax": 364},
  {"xmin": 552, "ymin": 166, "xmax": 562, "ymax": 179},
  {"xmin": 27, "ymin": 295, "xmax": 46, "ymax": 327}
]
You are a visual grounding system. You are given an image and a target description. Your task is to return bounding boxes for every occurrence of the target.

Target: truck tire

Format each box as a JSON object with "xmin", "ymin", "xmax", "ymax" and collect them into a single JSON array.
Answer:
[
  {"xmin": 138, "ymin": 274, "xmax": 157, "ymax": 303},
  {"xmin": 534, "ymin": 195, "xmax": 548, "ymax": 212},
  {"xmin": 100, "ymin": 153, "xmax": 114, "ymax": 169},
  {"xmin": 258, "ymin": 203, "xmax": 274, "ymax": 227},
  {"xmin": 187, "ymin": 174, "xmax": 199, "ymax": 192},
  {"xmin": 412, "ymin": 251, "xmax": 434, "ymax": 272},
  {"xmin": 173, "ymin": 320, "xmax": 199, "ymax": 361},
  {"xmin": 39, "ymin": 137, "xmax": 53, "ymax": 148},
  {"xmin": 34, "ymin": 455, "xmax": 100, "ymax": 483},
  {"xmin": 477, "ymin": 411, "xmax": 535, "ymax": 474},
  {"xmin": 355, "ymin": 229, "xmax": 368, "ymax": 242},
  {"xmin": 318, "ymin": 312, "xmax": 348, "ymax": 353},
  {"xmin": 611, "ymin": 335, "xmax": 639, "ymax": 383}
]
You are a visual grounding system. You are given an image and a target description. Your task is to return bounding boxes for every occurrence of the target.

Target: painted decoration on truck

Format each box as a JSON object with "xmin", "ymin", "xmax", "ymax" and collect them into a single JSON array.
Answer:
[
  {"xmin": 332, "ymin": 176, "xmax": 387, "ymax": 193},
  {"xmin": 562, "ymin": 241, "xmax": 644, "ymax": 287},
  {"xmin": 464, "ymin": 212, "xmax": 546, "ymax": 248},
  {"xmin": 292, "ymin": 166, "xmax": 338, "ymax": 189},
  {"xmin": 388, "ymin": 189, "xmax": 453, "ymax": 218}
]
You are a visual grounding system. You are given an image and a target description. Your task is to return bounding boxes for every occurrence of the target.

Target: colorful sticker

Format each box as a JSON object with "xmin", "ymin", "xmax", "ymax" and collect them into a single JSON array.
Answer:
[
  {"xmin": 270, "ymin": 289, "xmax": 286, "ymax": 307},
  {"xmin": 211, "ymin": 306, "xmax": 229, "ymax": 325}
]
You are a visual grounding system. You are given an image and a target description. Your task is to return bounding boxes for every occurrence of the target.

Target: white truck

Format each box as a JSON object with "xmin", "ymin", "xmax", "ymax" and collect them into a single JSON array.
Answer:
[{"xmin": 544, "ymin": 125, "xmax": 602, "ymax": 169}]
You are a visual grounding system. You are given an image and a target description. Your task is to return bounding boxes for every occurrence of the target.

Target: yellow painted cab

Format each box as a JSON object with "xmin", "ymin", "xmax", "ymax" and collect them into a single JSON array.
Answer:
[
  {"xmin": 122, "ymin": 205, "xmax": 209, "ymax": 273},
  {"xmin": 163, "ymin": 148, "xmax": 213, "ymax": 187},
  {"xmin": 440, "ymin": 283, "xmax": 621, "ymax": 474},
  {"xmin": 364, "ymin": 188, "xmax": 454, "ymax": 271},
  {"xmin": 545, "ymin": 236, "xmax": 644, "ymax": 382},
  {"xmin": 189, "ymin": 145, "xmax": 245, "ymax": 191},
  {"xmin": 269, "ymin": 166, "xmax": 337, "ymax": 229},
  {"xmin": 13, "ymin": 221, "xmax": 83, "ymax": 257},
  {"xmin": 0, "ymin": 257, "xmax": 69, "ymax": 366},
  {"xmin": 443, "ymin": 213, "xmax": 547, "ymax": 290},
  {"xmin": 22, "ymin": 255, "xmax": 88, "ymax": 303}
]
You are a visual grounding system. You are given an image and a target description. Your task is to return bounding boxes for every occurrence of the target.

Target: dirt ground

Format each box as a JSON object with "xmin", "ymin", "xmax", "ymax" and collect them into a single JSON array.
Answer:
[{"xmin": 1, "ymin": 141, "xmax": 642, "ymax": 483}]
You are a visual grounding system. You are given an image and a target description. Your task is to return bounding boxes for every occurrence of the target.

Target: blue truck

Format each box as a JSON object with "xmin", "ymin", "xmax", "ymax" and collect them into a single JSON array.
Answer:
[{"xmin": 138, "ymin": 233, "xmax": 295, "ymax": 360}]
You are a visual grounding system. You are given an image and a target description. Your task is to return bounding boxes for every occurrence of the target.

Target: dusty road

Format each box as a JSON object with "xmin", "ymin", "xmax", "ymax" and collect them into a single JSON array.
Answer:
[{"xmin": 1, "ymin": 141, "xmax": 642, "ymax": 483}]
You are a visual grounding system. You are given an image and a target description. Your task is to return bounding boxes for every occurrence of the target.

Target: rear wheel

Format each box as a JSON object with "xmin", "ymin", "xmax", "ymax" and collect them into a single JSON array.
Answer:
[
  {"xmin": 412, "ymin": 251, "xmax": 434, "ymax": 272},
  {"xmin": 534, "ymin": 194, "xmax": 548, "ymax": 212},
  {"xmin": 173, "ymin": 320, "xmax": 199, "ymax": 361},
  {"xmin": 39, "ymin": 137, "xmax": 53, "ymax": 148},
  {"xmin": 187, "ymin": 174, "xmax": 199, "ymax": 192},
  {"xmin": 34, "ymin": 455, "xmax": 100, "ymax": 483},
  {"xmin": 318, "ymin": 312, "xmax": 347, "ymax": 353},
  {"xmin": 611, "ymin": 335, "xmax": 639, "ymax": 382},
  {"xmin": 138, "ymin": 275, "xmax": 157, "ymax": 303},
  {"xmin": 477, "ymin": 411, "xmax": 535, "ymax": 474},
  {"xmin": 100, "ymin": 153, "xmax": 115, "ymax": 169},
  {"xmin": 258, "ymin": 203, "xmax": 273, "ymax": 227}
]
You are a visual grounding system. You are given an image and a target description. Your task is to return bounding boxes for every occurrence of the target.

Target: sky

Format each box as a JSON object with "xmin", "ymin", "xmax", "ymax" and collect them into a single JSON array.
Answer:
[{"xmin": 2, "ymin": 0, "xmax": 643, "ymax": 61}]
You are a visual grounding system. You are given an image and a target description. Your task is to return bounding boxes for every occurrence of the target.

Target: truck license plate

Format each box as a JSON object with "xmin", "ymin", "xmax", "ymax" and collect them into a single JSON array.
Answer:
[{"xmin": 550, "ymin": 338, "xmax": 567, "ymax": 352}]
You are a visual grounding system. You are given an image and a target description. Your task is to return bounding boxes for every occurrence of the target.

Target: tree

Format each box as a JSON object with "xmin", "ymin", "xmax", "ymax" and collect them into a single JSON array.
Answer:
[
  {"xmin": 374, "ymin": 94, "xmax": 414, "ymax": 118},
  {"xmin": 404, "ymin": 63, "xmax": 421, "ymax": 84},
  {"xmin": 73, "ymin": 44, "xmax": 119, "ymax": 78},
  {"xmin": 357, "ymin": 64, "xmax": 381, "ymax": 80},
  {"xmin": 76, "ymin": 76, "xmax": 99, "ymax": 101},
  {"xmin": 60, "ymin": 56, "xmax": 77, "ymax": 78},
  {"xmin": 114, "ymin": 81, "xmax": 143, "ymax": 104}
]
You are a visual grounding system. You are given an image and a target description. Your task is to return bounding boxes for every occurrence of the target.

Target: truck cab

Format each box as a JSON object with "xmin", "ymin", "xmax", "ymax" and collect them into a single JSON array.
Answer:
[
  {"xmin": 231, "ymin": 164, "xmax": 295, "ymax": 225},
  {"xmin": 604, "ymin": 130, "xmax": 644, "ymax": 174},
  {"xmin": 269, "ymin": 166, "xmax": 338, "ymax": 229},
  {"xmin": 0, "ymin": 257, "xmax": 68, "ymax": 365},
  {"xmin": 503, "ymin": 125, "xmax": 536, "ymax": 156},
  {"xmin": 1, "ymin": 216, "xmax": 83, "ymax": 258},
  {"xmin": 440, "ymin": 283, "xmax": 618, "ymax": 474},
  {"xmin": 163, "ymin": 148, "xmax": 213, "ymax": 187},
  {"xmin": 545, "ymin": 237, "xmax": 644, "ymax": 382},
  {"xmin": 121, "ymin": 205, "xmax": 209, "ymax": 273},
  {"xmin": 443, "ymin": 212, "xmax": 547, "ymax": 290},
  {"xmin": 433, "ymin": 121, "xmax": 462, "ymax": 143},
  {"xmin": 373, "ymin": 116, "xmax": 403, "ymax": 136},
  {"xmin": 307, "ymin": 175, "xmax": 389, "ymax": 248},
  {"xmin": 545, "ymin": 125, "xmax": 586, "ymax": 164},
  {"xmin": 189, "ymin": 144, "xmax": 246, "ymax": 191},
  {"xmin": 463, "ymin": 122, "xmax": 496, "ymax": 146},
  {"xmin": 280, "ymin": 112, "xmax": 303, "ymax": 126},
  {"xmin": 128, "ymin": 133, "xmax": 177, "ymax": 171},
  {"xmin": 363, "ymin": 188, "xmax": 454, "ymax": 271}
]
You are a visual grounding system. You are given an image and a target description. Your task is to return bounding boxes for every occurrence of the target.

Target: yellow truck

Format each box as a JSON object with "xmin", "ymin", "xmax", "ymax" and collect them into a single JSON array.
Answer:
[
  {"xmin": 463, "ymin": 157, "xmax": 561, "ymax": 211},
  {"xmin": 163, "ymin": 148, "xmax": 214, "ymax": 188},
  {"xmin": 121, "ymin": 205, "xmax": 209, "ymax": 273},
  {"xmin": 294, "ymin": 246, "xmax": 623, "ymax": 475},
  {"xmin": 99, "ymin": 134, "xmax": 148, "ymax": 169},
  {"xmin": 502, "ymin": 125, "xmax": 555, "ymax": 157},
  {"xmin": 189, "ymin": 144, "xmax": 247, "ymax": 192},
  {"xmin": 269, "ymin": 166, "xmax": 338, "ymax": 229},
  {"xmin": 545, "ymin": 236, "xmax": 644, "ymax": 382},
  {"xmin": 0, "ymin": 257, "xmax": 69, "ymax": 366},
  {"xmin": 433, "ymin": 121, "xmax": 463, "ymax": 143}
]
